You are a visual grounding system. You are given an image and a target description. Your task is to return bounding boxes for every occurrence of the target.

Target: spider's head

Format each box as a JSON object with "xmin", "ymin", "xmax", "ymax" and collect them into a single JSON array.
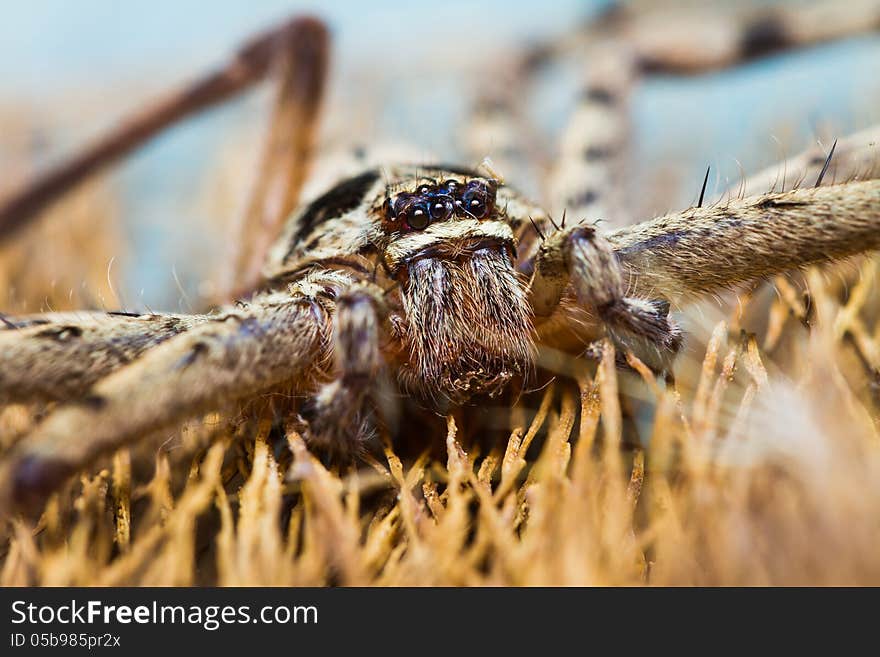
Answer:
[{"xmin": 380, "ymin": 169, "xmax": 534, "ymax": 406}]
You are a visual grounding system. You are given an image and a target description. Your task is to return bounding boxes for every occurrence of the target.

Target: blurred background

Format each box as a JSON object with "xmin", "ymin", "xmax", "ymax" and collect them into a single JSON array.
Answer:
[{"xmin": 1, "ymin": 0, "xmax": 879, "ymax": 310}]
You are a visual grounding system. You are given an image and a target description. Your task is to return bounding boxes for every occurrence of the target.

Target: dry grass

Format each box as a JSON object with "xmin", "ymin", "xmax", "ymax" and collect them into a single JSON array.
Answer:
[{"xmin": 2, "ymin": 252, "xmax": 880, "ymax": 585}]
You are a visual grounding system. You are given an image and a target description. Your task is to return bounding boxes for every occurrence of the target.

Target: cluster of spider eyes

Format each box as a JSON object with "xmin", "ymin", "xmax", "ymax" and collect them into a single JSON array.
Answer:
[{"xmin": 387, "ymin": 179, "xmax": 497, "ymax": 231}]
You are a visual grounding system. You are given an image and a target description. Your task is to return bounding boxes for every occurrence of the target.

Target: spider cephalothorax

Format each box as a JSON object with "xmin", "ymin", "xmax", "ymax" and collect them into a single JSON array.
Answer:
[{"xmin": 272, "ymin": 166, "xmax": 536, "ymax": 409}]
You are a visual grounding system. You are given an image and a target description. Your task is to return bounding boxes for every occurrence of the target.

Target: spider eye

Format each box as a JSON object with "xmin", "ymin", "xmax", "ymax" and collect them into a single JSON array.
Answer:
[
  {"xmin": 461, "ymin": 181, "xmax": 495, "ymax": 219},
  {"xmin": 417, "ymin": 184, "xmax": 432, "ymax": 195},
  {"xmin": 406, "ymin": 205, "xmax": 430, "ymax": 230},
  {"xmin": 442, "ymin": 179, "xmax": 461, "ymax": 194},
  {"xmin": 429, "ymin": 199, "xmax": 453, "ymax": 221},
  {"xmin": 390, "ymin": 193, "xmax": 433, "ymax": 230},
  {"xmin": 467, "ymin": 197, "xmax": 486, "ymax": 217}
]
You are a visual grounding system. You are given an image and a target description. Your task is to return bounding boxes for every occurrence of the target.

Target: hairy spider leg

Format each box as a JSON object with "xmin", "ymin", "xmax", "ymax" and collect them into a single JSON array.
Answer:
[
  {"xmin": 231, "ymin": 19, "xmax": 329, "ymax": 298},
  {"xmin": 547, "ymin": 41, "xmax": 635, "ymax": 229},
  {"xmin": 0, "ymin": 271, "xmax": 342, "ymax": 515}
]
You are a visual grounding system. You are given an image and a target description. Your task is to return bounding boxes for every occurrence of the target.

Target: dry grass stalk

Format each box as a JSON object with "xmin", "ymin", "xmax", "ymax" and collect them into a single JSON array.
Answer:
[{"xmin": 2, "ymin": 244, "xmax": 879, "ymax": 586}]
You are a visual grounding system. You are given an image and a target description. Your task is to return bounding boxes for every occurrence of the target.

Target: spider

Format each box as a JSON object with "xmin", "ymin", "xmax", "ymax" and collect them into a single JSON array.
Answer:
[{"xmin": 0, "ymin": 4, "xmax": 879, "ymax": 516}]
